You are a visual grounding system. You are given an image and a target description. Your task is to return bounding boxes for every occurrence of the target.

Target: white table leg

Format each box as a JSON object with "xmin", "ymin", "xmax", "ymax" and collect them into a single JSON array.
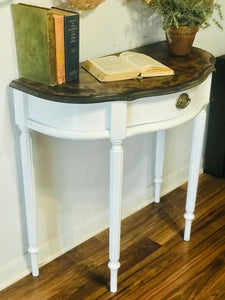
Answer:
[
  {"xmin": 108, "ymin": 101, "xmax": 127, "ymax": 292},
  {"xmin": 154, "ymin": 130, "xmax": 166, "ymax": 203},
  {"xmin": 108, "ymin": 139, "xmax": 123, "ymax": 292},
  {"xmin": 20, "ymin": 128, "xmax": 39, "ymax": 276},
  {"xmin": 13, "ymin": 90, "xmax": 39, "ymax": 276},
  {"xmin": 184, "ymin": 108, "xmax": 207, "ymax": 241}
]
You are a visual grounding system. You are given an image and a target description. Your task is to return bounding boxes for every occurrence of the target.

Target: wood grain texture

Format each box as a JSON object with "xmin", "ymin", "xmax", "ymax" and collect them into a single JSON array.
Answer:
[
  {"xmin": 9, "ymin": 41, "xmax": 215, "ymax": 104},
  {"xmin": 1, "ymin": 173, "xmax": 225, "ymax": 299}
]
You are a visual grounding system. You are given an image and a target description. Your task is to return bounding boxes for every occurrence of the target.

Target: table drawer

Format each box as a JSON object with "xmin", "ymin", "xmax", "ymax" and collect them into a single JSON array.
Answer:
[{"xmin": 127, "ymin": 76, "xmax": 211, "ymax": 128}]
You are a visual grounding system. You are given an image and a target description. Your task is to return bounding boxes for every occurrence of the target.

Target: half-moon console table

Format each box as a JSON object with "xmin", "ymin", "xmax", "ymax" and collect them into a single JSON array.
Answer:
[{"xmin": 10, "ymin": 41, "xmax": 215, "ymax": 292}]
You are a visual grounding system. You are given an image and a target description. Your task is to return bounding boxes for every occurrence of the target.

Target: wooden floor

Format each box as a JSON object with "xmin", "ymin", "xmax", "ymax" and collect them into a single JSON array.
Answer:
[{"xmin": 1, "ymin": 173, "xmax": 225, "ymax": 299}]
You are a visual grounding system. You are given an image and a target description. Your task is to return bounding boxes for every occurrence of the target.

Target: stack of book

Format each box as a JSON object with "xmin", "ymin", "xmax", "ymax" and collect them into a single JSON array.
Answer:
[{"xmin": 11, "ymin": 4, "xmax": 79, "ymax": 86}]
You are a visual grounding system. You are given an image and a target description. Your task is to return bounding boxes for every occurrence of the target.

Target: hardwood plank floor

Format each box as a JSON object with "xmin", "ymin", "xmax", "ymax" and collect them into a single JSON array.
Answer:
[{"xmin": 1, "ymin": 173, "xmax": 225, "ymax": 299}]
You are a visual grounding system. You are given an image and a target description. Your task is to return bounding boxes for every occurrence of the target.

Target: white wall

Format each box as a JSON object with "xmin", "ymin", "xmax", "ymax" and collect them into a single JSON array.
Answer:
[{"xmin": 0, "ymin": 0, "xmax": 225, "ymax": 291}]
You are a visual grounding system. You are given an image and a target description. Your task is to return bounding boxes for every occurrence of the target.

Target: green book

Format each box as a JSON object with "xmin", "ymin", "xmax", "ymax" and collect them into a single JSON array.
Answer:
[{"xmin": 11, "ymin": 4, "xmax": 57, "ymax": 86}]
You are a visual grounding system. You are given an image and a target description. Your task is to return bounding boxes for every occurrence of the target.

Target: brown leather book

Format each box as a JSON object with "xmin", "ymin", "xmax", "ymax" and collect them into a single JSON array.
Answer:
[{"xmin": 53, "ymin": 14, "xmax": 66, "ymax": 84}]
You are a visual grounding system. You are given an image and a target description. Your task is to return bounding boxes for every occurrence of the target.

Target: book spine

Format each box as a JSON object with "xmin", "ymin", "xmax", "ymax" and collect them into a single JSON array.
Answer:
[
  {"xmin": 64, "ymin": 13, "xmax": 79, "ymax": 82},
  {"xmin": 54, "ymin": 14, "xmax": 66, "ymax": 84},
  {"xmin": 47, "ymin": 12, "xmax": 57, "ymax": 86}
]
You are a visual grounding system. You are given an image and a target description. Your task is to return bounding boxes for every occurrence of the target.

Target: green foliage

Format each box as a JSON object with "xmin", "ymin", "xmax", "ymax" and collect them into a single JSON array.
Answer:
[{"xmin": 146, "ymin": 0, "xmax": 223, "ymax": 34}]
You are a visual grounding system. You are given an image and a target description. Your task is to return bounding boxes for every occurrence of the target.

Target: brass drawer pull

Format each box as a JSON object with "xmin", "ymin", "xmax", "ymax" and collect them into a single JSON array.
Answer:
[{"xmin": 176, "ymin": 93, "xmax": 191, "ymax": 109}]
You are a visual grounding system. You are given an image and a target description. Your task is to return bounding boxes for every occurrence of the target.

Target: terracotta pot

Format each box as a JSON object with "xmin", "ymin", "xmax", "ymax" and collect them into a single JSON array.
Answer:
[{"xmin": 167, "ymin": 25, "xmax": 199, "ymax": 56}]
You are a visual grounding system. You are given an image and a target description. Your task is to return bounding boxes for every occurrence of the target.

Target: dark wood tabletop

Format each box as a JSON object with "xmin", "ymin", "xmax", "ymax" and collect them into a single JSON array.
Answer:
[{"xmin": 10, "ymin": 41, "xmax": 215, "ymax": 104}]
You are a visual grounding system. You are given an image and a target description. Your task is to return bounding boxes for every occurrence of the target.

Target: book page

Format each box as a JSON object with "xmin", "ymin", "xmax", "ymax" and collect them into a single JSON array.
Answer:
[
  {"xmin": 82, "ymin": 55, "xmax": 141, "ymax": 81},
  {"xmin": 87, "ymin": 55, "xmax": 139, "ymax": 75},
  {"xmin": 120, "ymin": 51, "xmax": 173, "ymax": 73}
]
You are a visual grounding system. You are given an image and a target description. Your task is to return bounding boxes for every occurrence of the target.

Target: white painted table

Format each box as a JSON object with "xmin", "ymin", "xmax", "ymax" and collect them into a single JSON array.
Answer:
[{"xmin": 10, "ymin": 42, "xmax": 215, "ymax": 292}]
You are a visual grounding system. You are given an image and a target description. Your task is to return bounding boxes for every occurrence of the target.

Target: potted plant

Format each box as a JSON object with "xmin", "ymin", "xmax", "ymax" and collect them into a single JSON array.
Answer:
[{"xmin": 144, "ymin": 0, "xmax": 223, "ymax": 56}]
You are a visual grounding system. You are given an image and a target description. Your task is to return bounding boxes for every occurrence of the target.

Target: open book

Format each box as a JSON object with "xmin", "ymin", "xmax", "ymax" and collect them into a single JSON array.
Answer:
[{"xmin": 82, "ymin": 51, "xmax": 174, "ymax": 82}]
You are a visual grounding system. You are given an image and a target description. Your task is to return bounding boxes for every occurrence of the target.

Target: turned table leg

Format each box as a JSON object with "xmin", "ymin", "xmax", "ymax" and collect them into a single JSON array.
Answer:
[
  {"xmin": 13, "ymin": 90, "xmax": 39, "ymax": 276},
  {"xmin": 108, "ymin": 138, "xmax": 123, "ymax": 292},
  {"xmin": 184, "ymin": 108, "xmax": 207, "ymax": 241},
  {"xmin": 108, "ymin": 101, "xmax": 127, "ymax": 292},
  {"xmin": 154, "ymin": 130, "xmax": 166, "ymax": 203}
]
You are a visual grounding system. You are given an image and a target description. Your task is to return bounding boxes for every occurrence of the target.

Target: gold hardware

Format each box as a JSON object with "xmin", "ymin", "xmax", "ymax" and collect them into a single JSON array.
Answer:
[{"xmin": 176, "ymin": 93, "xmax": 191, "ymax": 109}]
